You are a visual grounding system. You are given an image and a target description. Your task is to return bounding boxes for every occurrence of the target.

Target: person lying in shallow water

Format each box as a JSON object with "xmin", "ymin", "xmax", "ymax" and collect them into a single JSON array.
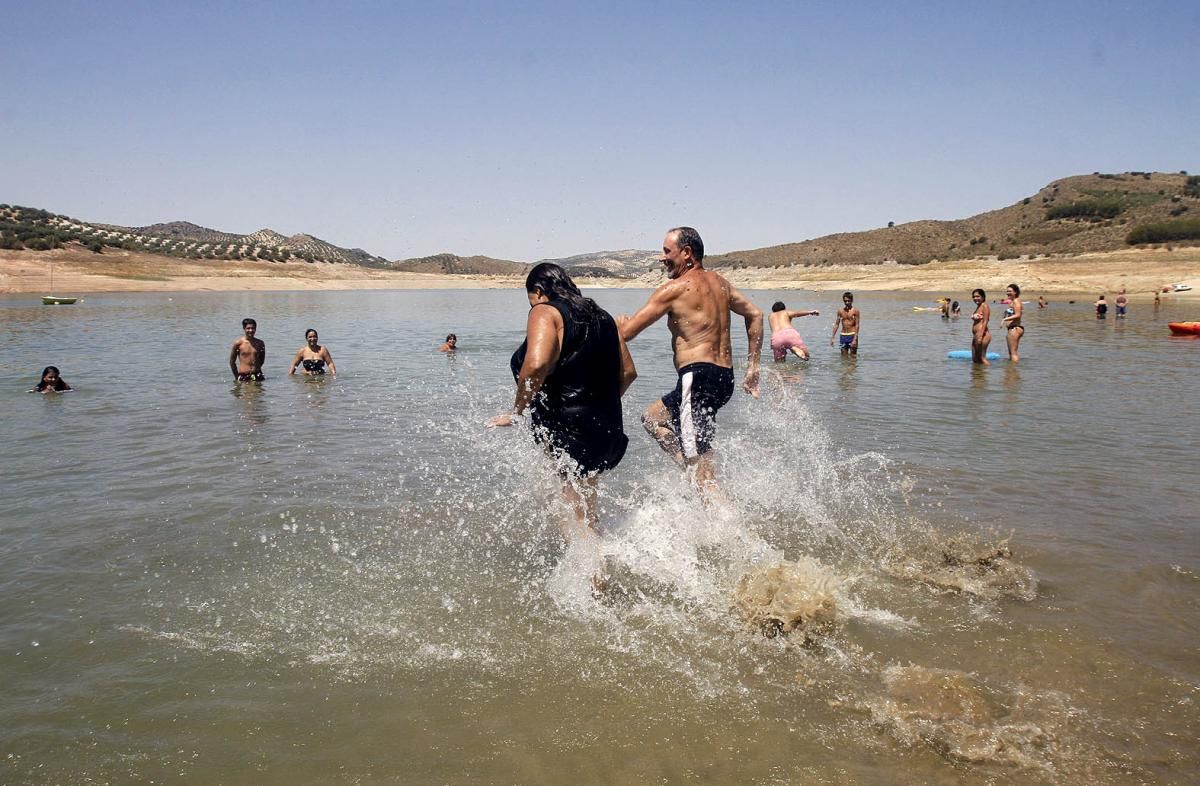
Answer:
[
  {"xmin": 288, "ymin": 328, "xmax": 336, "ymax": 377},
  {"xmin": 31, "ymin": 366, "xmax": 71, "ymax": 393}
]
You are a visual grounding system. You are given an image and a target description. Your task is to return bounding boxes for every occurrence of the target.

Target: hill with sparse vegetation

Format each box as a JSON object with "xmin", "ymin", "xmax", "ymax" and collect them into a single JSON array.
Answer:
[
  {"xmin": 706, "ymin": 171, "xmax": 1200, "ymax": 272},
  {"xmin": 1, "ymin": 209, "xmax": 390, "ymax": 267},
  {"xmin": 4, "ymin": 171, "xmax": 1197, "ymax": 279},
  {"xmin": 388, "ymin": 253, "xmax": 529, "ymax": 276},
  {"xmin": 533, "ymin": 249, "xmax": 659, "ymax": 278}
]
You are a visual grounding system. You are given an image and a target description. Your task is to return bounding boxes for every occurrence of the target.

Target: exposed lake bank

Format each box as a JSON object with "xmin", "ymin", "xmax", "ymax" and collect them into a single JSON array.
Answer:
[{"xmin": 2, "ymin": 245, "xmax": 1197, "ymax": 300}]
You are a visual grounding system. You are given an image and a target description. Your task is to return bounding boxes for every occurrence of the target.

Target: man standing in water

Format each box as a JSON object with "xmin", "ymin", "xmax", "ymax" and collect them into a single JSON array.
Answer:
[
  {"xmin": 1115, "ymin": 288, "xmax": 1129, "ymax": 318},
  {"xmin": 830, "ymin": 291, "xmax": 860, "ymax": 354},
  {"xmin": 229, "ymin": 317, "xmax": 266, "ymax": 381},
  {"xmin": 618, "ymin": 227, "xmax": 762, "ymax": 498}
]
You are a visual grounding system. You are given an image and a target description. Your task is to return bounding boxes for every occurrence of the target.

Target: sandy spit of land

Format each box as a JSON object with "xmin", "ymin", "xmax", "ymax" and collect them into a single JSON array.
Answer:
[
  {"xmin": 0, "ymin": 247, "xmax": 517, "ymax": 294},
  {"xmin": 2, "ymin": 246, "xmax": 1197, "ymax": 301}
]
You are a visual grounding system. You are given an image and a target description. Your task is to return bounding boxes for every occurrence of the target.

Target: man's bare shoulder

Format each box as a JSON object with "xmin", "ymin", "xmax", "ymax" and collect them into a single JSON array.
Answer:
[
  {"xmin": 707, "ymin": 268, "xmax": 733, "ymax": 286},
  {"xmin": 651, "ymin": 277, "xmax": 688, "ymax": 301}
]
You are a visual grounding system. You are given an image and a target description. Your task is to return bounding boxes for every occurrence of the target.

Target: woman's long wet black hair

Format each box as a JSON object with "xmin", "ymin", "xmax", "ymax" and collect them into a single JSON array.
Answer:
[{"xmin": 525, "ymin": 262, "xmax": 601, "ymax": 321}]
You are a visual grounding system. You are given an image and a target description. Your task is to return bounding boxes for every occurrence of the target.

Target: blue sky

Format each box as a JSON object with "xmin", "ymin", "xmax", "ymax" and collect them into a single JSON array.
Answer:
[{"xmin": 2, "ymin": 1, "xmax": 1196, "ymax": 261}]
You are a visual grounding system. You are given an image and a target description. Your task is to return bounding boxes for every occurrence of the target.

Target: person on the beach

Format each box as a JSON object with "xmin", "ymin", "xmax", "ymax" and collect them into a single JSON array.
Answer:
[
  {"xmin": 229, "ymin": 318, "xmax": 266, "ymax": 381},
  {"xmin": 971, "ymin": 288, "xmax": 991, "ymax": 366},
  {"xmin": 1115, "ymin": 288, "xmax": 1128, "ymax": 318},
  {"xmin": 288, "ymin": 328, "xmax": 336, "ymax": 377},
  {"xmin": 1038, "ymin": 295, "xmax": 1047, "ymax": 309},
  {"xmin": 438, "ymin": 333, "xmax": 458, "ymax": 352},
  {"xmin": 769, "ymin": 301, "xmax": 819, "ymax": 361},
  {"xmin": 31, "ymin": 366, "xmax": 71, "ymax": 393},
  {"xmin": 830, "ymin": 291, "xmax": 860, "ymax": 355},
  {"xmin": 1001, "ymin": 283, "xmax": 1024, "ymax": 363},
  {"xmin": 1095, "ymin": 295, "xmax": 1108, "ymax": 319},
  {"xmin": 1153, "ymin": 290, "xmax": 1161, "ymax": 309},
  {"xmin": 489, "ymin": 263, "xmax": 636, "ymax": 584},
  {"xmin": 618, "ymin": 226, "xmax": 762, "ymax": 500}
]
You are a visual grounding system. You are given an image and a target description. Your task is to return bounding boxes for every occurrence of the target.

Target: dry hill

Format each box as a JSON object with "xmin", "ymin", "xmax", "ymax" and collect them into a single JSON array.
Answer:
[
  {"xmin": 2, "ymin": 209, "xmax": 390, "ymax": 267},
  {"xmin": 708, "ymin": 171, "xmax": 1200, "ymax": 271},
  {"xmin": 388, "ymin": 253, "xmax": 529, "ymax": 276},
  {"xmin": 5, "ymin": 171, "xmax": 1198, "ymax": 281},
  {"xmin": 534, "ymin": 249, "xmax": 659, "ymax": 278}
]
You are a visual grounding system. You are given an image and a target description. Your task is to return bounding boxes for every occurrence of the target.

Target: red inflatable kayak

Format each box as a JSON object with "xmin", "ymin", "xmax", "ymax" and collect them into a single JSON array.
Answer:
[{"xmin": 1168, "ymin": 322, "xmax": 1200, "ymax": 335}]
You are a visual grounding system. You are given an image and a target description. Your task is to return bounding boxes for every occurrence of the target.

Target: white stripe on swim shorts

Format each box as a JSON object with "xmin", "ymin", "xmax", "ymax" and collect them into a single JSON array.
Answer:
[{"xmin": 679, "ymin": 369, "xmax": 698, "ymax": 459}]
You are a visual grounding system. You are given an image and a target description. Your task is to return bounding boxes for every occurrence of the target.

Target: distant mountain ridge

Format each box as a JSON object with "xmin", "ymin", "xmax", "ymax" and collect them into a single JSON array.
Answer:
[
  {"xmin": 54, "ymin": 217, "xmax": 392, "ymax": 266},
  {"xmin": 389, "ymin": 253, "xmax": 528, "ymax": 276},
  {"xmin": 533, "ymin": 249, "xmax": 658, "ymax": 277},
  {"xmin": 4, "ymin": 170, "xmax": 1197, "ymax": 273},
  {"xmin": 127, "ymin": 221, "xmax": 242, "ymax": 243}
]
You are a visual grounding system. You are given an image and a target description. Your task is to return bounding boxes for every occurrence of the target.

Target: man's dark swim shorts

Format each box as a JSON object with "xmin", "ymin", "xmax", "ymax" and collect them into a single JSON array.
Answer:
[{"xmin": 661, "ymin": 362, "xmax": 734, "ymax": 458}]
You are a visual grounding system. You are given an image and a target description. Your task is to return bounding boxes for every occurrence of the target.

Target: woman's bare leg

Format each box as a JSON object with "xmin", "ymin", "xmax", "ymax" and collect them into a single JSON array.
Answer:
[
  {"xmin": 1007, "ymin": 326, "xmax": 1022, "ymax": 362},
  {"xmin": 560, "ymin": 475, "xmax": 607, "ymax": 595}
]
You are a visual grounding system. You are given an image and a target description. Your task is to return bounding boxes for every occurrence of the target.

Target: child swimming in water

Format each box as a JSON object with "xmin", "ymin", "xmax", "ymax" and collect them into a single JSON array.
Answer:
[{"xmin": 31, "ymin": 366, "xmax": 71, "ymax": 393}]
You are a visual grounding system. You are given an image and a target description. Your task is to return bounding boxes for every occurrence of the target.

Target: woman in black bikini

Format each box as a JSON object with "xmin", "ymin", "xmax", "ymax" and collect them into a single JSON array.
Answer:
[
  {"xmin": 1001, "ymin": 283, "xmax": 1024, "ymax": 363},
  {"xmin": 288, "ymin": 329, "xmax": 337, "ymax": 377}
]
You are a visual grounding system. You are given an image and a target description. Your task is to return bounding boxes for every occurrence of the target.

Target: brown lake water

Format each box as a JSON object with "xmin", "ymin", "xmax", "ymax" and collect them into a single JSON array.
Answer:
[{"xmin": 2, "ymin": 289, "xmax": 1198, "ymax": 784}]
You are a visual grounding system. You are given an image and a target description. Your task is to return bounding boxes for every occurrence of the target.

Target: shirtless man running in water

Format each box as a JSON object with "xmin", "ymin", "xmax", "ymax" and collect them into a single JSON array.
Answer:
[
  {"xmin": 229, "ymin": 317, "xmax": 266, "ymax": 381},
  {"xmin": 618, "ymin": 227, "xmax": 763, "ymax": 499}
]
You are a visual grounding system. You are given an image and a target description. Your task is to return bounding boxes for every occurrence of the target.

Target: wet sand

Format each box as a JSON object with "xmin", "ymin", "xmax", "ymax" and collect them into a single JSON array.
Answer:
[{"xmin": 2, "ymin": 245, "xmax": 1197, "ymax": 298}]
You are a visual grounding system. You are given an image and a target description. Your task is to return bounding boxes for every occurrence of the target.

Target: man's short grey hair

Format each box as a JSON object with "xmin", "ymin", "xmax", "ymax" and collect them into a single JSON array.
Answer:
[{"xmin": 669, "ymin": 226, "xmax": 704, "ymax": 262}]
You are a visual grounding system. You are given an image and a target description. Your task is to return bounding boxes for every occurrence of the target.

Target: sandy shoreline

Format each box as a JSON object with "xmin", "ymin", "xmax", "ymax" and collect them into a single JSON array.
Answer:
[{"xmin": 2, "ymin": 246, "xmax": 1197, "ymax": 301}]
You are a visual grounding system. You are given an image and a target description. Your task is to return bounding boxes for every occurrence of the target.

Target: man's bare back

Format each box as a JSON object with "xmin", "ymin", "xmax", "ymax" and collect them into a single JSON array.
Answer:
[
  {"xmin": 768, "ymin": 308, "xmax": 818, "ymax": 334},
  {"xmin": 662, "ymin": 268, "xmax": 737, "ymax": 368},
  {"xmin": 620, "ymin": 230, "xmax": 761, "ymax": 391}
]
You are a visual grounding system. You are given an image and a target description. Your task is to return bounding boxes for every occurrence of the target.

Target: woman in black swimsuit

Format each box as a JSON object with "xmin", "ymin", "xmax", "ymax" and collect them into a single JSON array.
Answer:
[
  {"xmin": 288, "ymin": 329, "xmax": 337, "ymax": 377},
  {"xmin": 1001, "ymin": 283, "xmax": 1024, "ymax": 363},
  {"xmin": 488, "ymin": 263, "xmax": 637, "ymax": 586}
]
